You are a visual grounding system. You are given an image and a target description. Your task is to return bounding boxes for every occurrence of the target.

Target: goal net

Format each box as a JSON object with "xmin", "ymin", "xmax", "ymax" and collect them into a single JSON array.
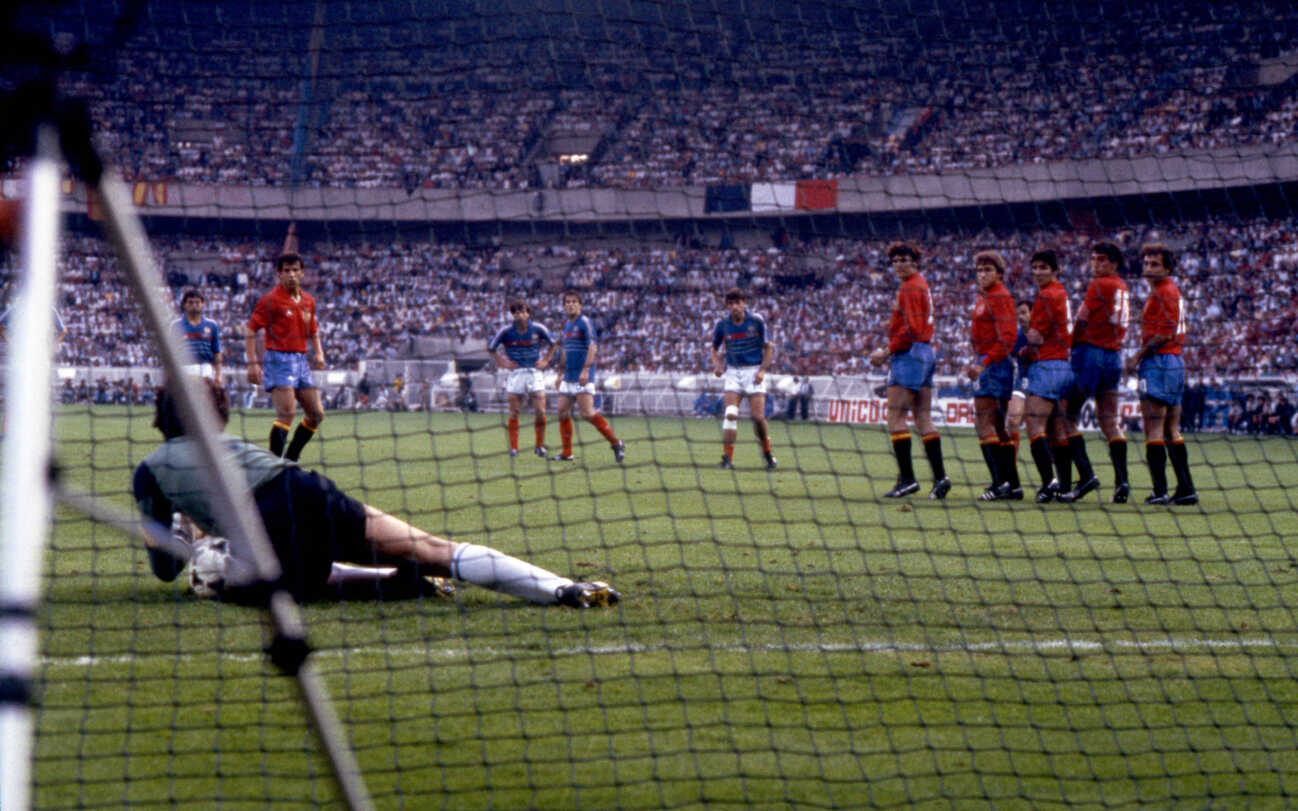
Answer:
[{"xmin": 8, "ymin": 0, "xmax": 1298, "ymax": 807}]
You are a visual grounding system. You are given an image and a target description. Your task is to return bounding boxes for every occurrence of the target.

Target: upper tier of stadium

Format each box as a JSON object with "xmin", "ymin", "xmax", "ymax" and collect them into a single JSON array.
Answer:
[{"xmin": 5, "ymin": 0, "xmax": 1297, "ymax": 191}]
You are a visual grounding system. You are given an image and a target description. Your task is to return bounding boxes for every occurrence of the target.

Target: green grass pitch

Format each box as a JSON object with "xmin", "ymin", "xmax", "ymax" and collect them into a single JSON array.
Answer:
[{"xmin": 31, "ymin": 406, "xmax": 1298, "ymax": 808}]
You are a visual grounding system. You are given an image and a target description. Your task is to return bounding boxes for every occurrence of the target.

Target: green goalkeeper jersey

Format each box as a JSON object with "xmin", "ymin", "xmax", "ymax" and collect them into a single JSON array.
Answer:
[{"xmin": 133, "ymin": 434, "xmax": 290, "ymax": 537}]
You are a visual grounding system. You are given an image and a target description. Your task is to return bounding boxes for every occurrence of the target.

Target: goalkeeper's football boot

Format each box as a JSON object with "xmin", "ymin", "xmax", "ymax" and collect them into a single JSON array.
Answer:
[
  {"xmin": 928, "ymin": 477, "xmax": 952, "ymax": 501},
  {"xmin": 884, "ymin": 479, "xmax": 919, "ymax": 498},
  {"xmin": 1056, "ymin": 475, "xmax": 1100, "ymax": 504},
  {"xmin": 718, "ymin": 456, "xmax": 734, "ymax": 470},
  {"xmin": 422, "ymin": 576, "xmax": 457, "ymax": 599},
  {"xmin": 1144, "ymin": 491, "xmax": 1172, "ymax": 506},
  {"xmin": 1171, "ymin": 490, "xmax": 1199, "ymax": 506},
  {"xmin": 556, "ymin": 581, "xmax": 621, "ymax": 608},
  {"xmin": 1111, "ymin": 482, "xmax": 1131, "ymax": 504},
  {"xmin": 534, "ymin": 445, "xmax": 549, "ymax": 458},
  {"xmin": 764, "ymin": 452, "xmax": 777, "ymax": 470},
  {"xmin": 613, "ymin": 441, "xmax": 626, "ymax": 463}
]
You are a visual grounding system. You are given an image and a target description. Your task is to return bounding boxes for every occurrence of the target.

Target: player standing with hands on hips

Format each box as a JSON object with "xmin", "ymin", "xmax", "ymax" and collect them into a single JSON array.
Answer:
[
  {"xmin": 245, "ymin": 252, "xmax": 325, "ymax": 462},
  {"xmin": 489, "ymin": 300, "xmax": 556, "ymax": 458},
  {"xmin": 710, "ymin": 287, "xmax": 777, "ymax": 470},
  {"xmin": 868, "ymin": 242, "xmax": 950, "ymax": 500},
  {"xmin": 551, "ymin": 289, "xmax": 625, "ymax": 463}
]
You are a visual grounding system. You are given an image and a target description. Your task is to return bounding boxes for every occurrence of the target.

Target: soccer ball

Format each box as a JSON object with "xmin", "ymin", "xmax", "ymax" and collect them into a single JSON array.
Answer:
[{"xmin": 189, "ymin": 536, "xmax": 231, "ymax": 598}]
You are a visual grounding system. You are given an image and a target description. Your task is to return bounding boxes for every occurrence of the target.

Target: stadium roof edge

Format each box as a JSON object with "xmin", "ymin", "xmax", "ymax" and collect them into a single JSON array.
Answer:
[{"xmin": 8, "ymin": 142, "xmax": 1297, "ymax": 225}]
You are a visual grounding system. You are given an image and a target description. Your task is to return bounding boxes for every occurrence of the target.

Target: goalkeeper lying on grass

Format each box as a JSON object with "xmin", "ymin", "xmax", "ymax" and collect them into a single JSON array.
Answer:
[{"xmin": 134, "ymin": 378, "xmax": 619, "ymax": 608}]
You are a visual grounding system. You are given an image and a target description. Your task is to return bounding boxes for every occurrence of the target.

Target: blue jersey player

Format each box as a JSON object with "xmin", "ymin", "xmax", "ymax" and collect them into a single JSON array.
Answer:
[
  {"xmin": 1003, "ymin": 300, "xmax": 1032, "ymax": 492},
  {"xmin": 551, "ymin": 290, "xmax": 625, "ymax": 463},
  {"xmin": 173, "ymin": 289, "xmax": 223, "ymax": 383},
  {"xmin": 709, "ymin": 287, "xmax": 776, "ymax": 470},
  {"xmin": 488, "ymin": 300, "xmax": 556, "ymax": 458}
]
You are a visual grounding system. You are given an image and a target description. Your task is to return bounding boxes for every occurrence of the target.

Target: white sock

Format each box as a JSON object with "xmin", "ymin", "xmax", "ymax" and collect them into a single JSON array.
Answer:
[{"xmin": 451, "ymin": 543, "xmax": 571, "ymax": 605}]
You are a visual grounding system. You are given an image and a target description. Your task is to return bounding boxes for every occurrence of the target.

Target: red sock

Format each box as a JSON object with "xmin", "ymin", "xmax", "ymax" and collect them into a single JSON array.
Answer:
[
  {"xmin": 1010, "ymin": 429, "xmax": 1020, "ymax": 458},
  {"xmin": 560, "ymin": 417, "xmax": 574, "ymax": 456},
  {"xmin": 588, "ymin": 413, "xmax": 618, "ymax": 444},
  {"xmin": 534, "ymin": 415, "xmax": 547, "ymax": 448},
  {"xmin": 507, "ymin": 417, "xmax": 519, "ymax": 452},
  {"xmin": 724, "ymin": 443, "xmax": 734, "ymax": 460}
]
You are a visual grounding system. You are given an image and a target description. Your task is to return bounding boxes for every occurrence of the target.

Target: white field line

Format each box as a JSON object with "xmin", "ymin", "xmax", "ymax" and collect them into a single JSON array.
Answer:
[{"xmin": 42, "ymin": 634, "xmax": 1297, "ymax": 669}]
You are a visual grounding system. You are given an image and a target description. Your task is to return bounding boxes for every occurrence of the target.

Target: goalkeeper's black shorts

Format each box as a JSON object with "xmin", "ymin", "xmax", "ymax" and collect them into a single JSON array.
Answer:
[{"xmin": 227, "ymin": 466, "xmax": 370, "ymax": 603}]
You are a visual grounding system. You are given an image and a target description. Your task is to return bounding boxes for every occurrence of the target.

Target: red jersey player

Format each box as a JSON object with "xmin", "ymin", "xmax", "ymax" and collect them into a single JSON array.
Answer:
[
  {"xmin": 245, "ymin": 252, "xmax": 326, "ymax": 461},
  {"xmin": 1128, "ymin": 243, "xmax": 1197, "ymax": 505},
  {"xmin": 867, "ymin": 241, "xmax": 948, "ymax": 500},
  {"xmin": 1059, "ymin": 241, "xmax": 1131, "ymax": 504},
  {"xmin": 964, "ymin": 251, "xmax": 1021, "ymax": 501},
  {"xmin": 1021, "ymin": 249, "xmax": 1075, "ymax": 503}
]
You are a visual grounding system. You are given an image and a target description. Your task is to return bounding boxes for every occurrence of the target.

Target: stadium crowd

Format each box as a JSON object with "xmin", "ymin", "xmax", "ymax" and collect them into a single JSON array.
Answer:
[
  {"xmin": 10, "ymin": 1, "xmax": 1296, "ymax": 191},
  {"xmin": 3, "ymin": 216, "xmax": 1295, "ymax": 390}
]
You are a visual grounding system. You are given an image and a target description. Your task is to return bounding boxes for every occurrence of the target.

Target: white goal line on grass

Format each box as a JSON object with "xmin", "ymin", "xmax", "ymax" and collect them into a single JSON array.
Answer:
[{"xmin": 42, "ymin": 634, "xmax": 1298, "ymax": 669}]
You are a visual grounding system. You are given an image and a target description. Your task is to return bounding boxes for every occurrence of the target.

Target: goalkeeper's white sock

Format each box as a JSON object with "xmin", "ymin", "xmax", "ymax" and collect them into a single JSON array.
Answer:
[{"xmin": 451, "ymin": 543, "xmax": 571, "ymax": 604}]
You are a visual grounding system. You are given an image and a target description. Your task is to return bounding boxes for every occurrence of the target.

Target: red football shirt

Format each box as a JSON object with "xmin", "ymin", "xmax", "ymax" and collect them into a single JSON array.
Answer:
[
  {"xmin": 1142, "ymin": 277, "xmax": 1183, "ymax": 355},
  {"xmin": 887, "ymin": 273, "xmax": 934, "ymax": 354},
  {"xmin": 1076, "ymin": 274, "xmax": 1129, "ymax": 351},
  {"xmin": 969, "ymin": 281, "xmax": 1018, "ymax": 365},
  {"xmin": 247, "ymin": 285, "xmax": 318, "ymax": 353},
  {"xmin": 1029, "ymin": 280, "xmax": 1072, "ymax": 362}
]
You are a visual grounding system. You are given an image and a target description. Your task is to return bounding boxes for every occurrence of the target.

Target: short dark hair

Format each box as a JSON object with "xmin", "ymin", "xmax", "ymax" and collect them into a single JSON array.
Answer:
[
  {"xmin": 153, "ymin": 378, "xmax": 230, "ymax": 439},
  {"xmin": 724, "ymin": 287, "xmax": 746, "ymax": 303},
  {"xmin": 275, "ymin": 252, "xmax": 303, "ymax": 271},
  {"xmin": 561, "ymin": 289, "xmax": 581, "ymax": 303},
  {"xmin": 508, "ymin": 299, "xmax": 529, "ymax": 315},
  {"xmin": 180, "ymin": 288, "xmax": 203, "ymax": 305},
  {"xmin": 886, "ymin": 241, "xmax": 921, "ymax": 262},
  {"xmin": 1091, "ymin": 241, "xmax": 1123, "ymax": 269},
  {"xmin": 1140, "ymin": 242, "xmax": 1175, "ymax": 272},
  {"xmin": 1030, "ymin": 249, "xmax": 1059, "ymax": 272}
]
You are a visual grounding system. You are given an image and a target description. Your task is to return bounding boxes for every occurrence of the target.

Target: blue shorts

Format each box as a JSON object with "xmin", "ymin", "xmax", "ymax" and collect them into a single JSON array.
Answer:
[
  {"xmin": 974, "ymin": 359, "xmax": 1015, "ymax": 400},
  {"xmin": 1139, "ymin": 354, "xmax": 1185, "ymax": 407},
  {"xmin": 264, "ymin": 350, "xmax": 316, "ymax": 392},
  {"xmin": 886, "ymin": 343, "xmax": 935, "ymax": 392},
  {"xmin": 1027, "ymin": 359, "xmax": 1074, "ymax": 401},
  {"xmin": 1070, "ymin": 343, "xmax": 1122, "ymax": 397}
]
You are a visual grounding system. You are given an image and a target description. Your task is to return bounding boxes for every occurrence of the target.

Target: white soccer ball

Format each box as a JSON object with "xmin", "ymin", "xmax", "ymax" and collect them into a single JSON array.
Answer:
[{"xmin": 189, "ymin": 536, "xmax": 231, "ymax": 599}]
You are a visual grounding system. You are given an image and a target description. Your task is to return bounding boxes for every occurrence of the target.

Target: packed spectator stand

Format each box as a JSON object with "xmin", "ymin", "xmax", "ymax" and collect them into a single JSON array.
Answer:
[
  {"xmin": 3, "ymin": 217, "xmax": 1294, "ymax": 385},
  {"xmin": 7, "ymin": 1, "xmax": 1297, "ymax": 189}
]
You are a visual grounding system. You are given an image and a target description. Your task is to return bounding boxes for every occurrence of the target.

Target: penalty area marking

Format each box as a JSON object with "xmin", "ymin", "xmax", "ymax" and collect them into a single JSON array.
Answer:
[{"xmin": 42, "ymin": 633, "xmax": 1298, "ymax": 669}]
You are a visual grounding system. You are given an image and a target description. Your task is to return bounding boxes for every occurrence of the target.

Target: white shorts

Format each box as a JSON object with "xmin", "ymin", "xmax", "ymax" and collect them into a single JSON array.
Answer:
[
  {"xmin": 182, "ymin": 363, "xmax": 217, "ymax": 380},
  {"xmin": 504, "ymin": 367, "xmax": 546, "ymax": 396},
  {"xmin": 558, "ymin": 379, "xmax": 597, "ymax": 396},
  {"xmin": 723, "ymin": 365, "xmax": 767, "ymax": 396}
]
